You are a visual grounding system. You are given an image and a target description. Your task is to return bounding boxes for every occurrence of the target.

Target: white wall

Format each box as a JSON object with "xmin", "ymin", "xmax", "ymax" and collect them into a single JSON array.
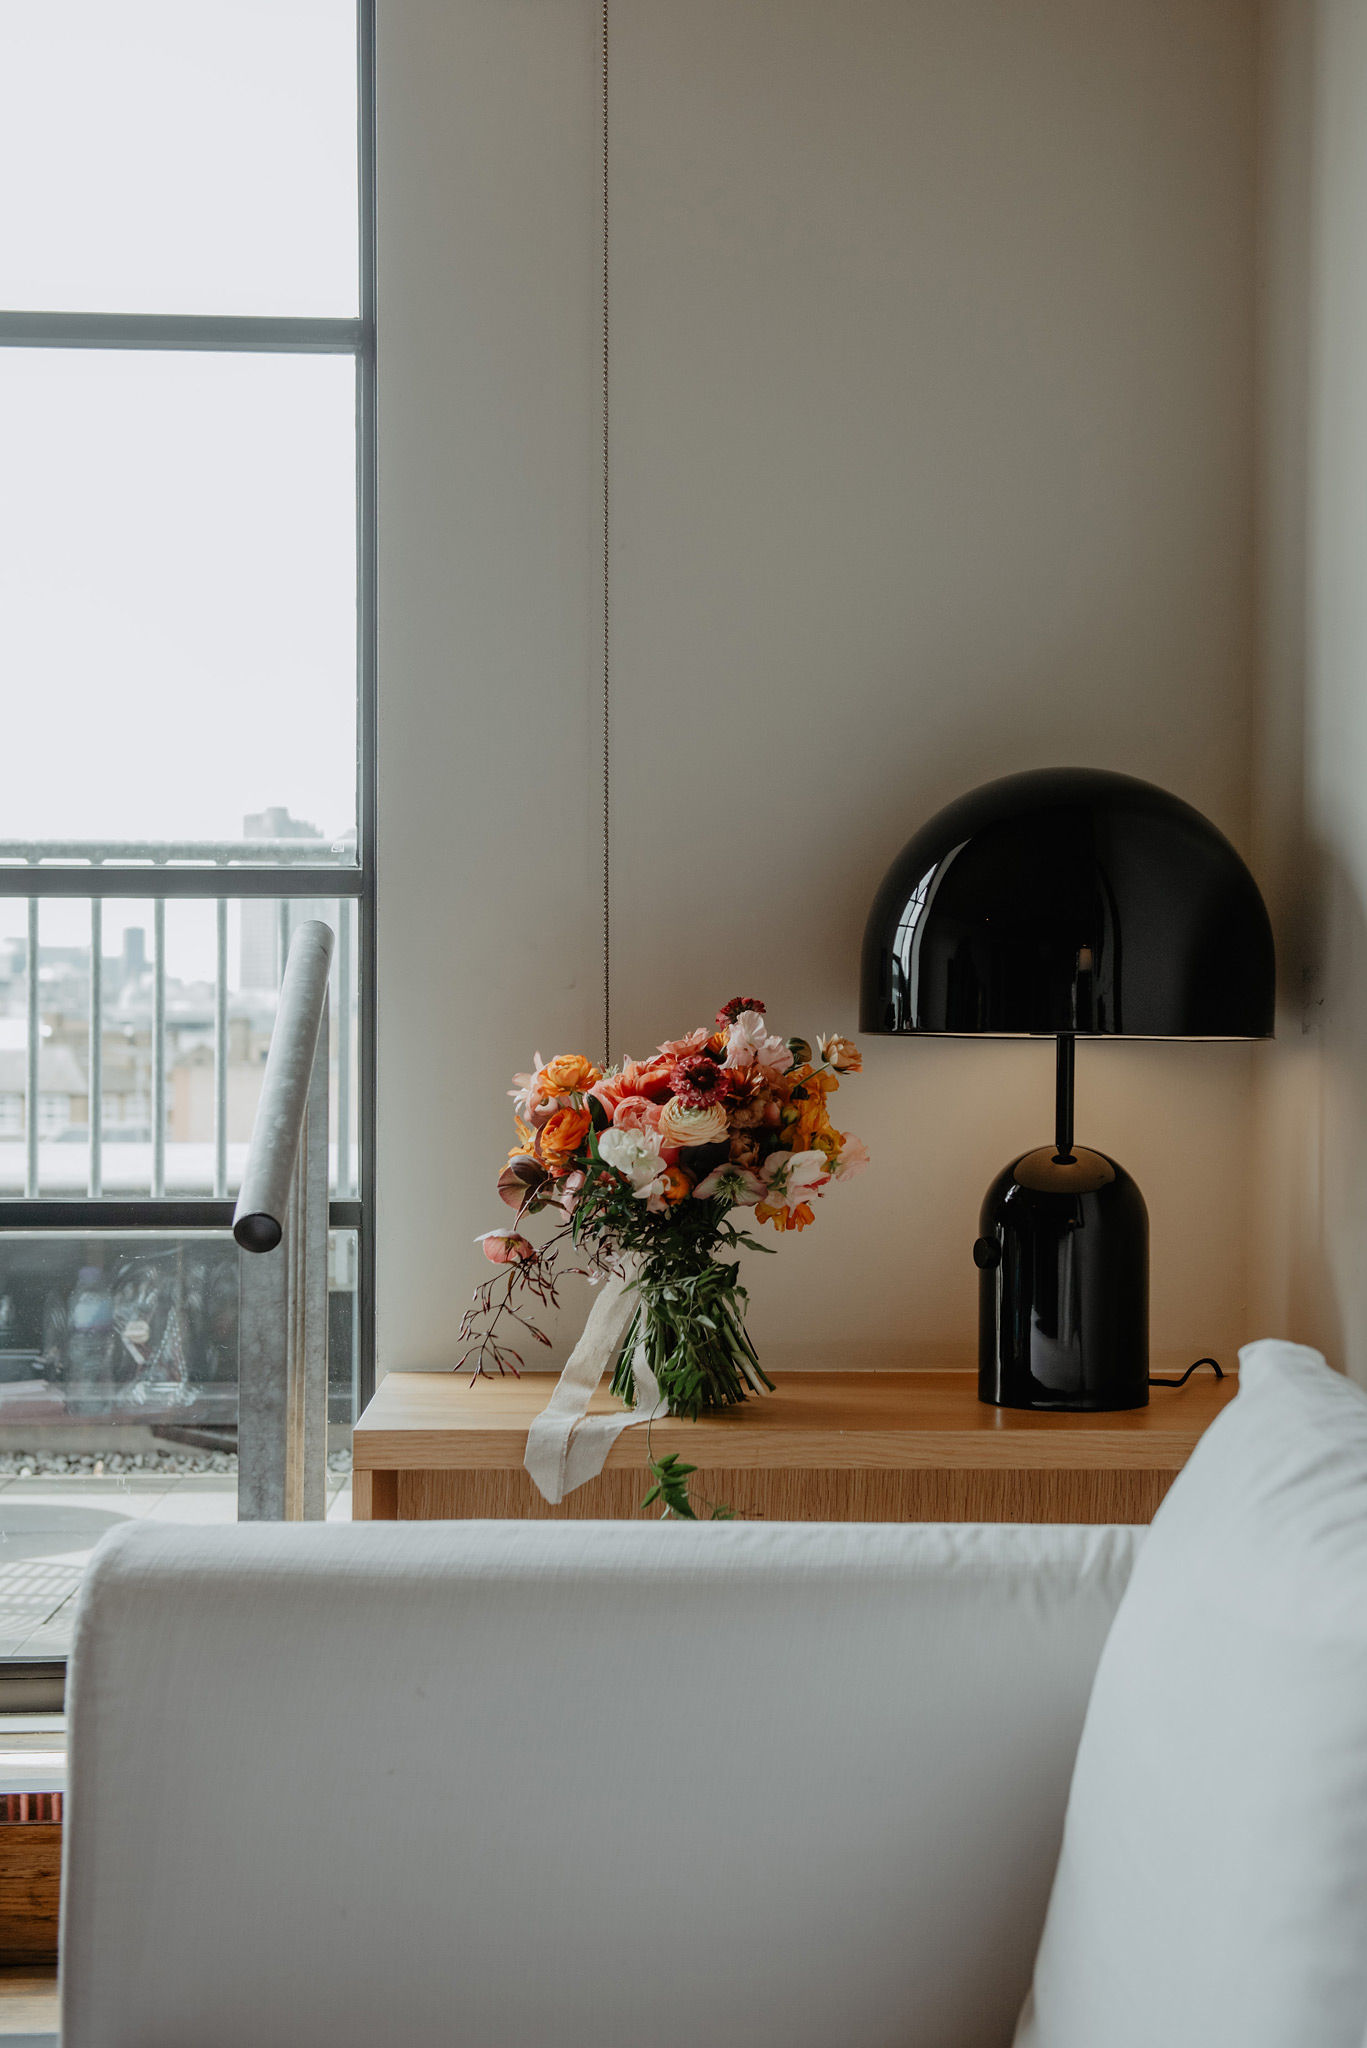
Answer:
[
  {"xmin": 376, "ymin": 0, "xmax": 1263, "ymax": 1375},
  {"xmin": 1254, "ymin": 0, "xmax": 1367, "ymax": 1385}
]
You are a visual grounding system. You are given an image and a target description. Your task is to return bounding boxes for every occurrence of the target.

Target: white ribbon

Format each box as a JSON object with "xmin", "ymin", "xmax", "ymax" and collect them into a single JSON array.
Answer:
[{"xmin": 523, "ymin": 1264, "xmax": 668, "ymax": 1505}]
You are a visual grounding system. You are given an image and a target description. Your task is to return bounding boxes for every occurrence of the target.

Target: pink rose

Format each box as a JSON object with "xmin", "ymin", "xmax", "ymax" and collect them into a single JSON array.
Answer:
[
  {"xmin": 657, "ymin": 1027, "xmax": 711, "ymax": 1060},
  {"xmin": 612, "ymin": 1095, "xmax": 664, "ymax": 1136},
  {"xmin": 589, "ymin": 1055, "xmax": 674, "ymax": 1117}
]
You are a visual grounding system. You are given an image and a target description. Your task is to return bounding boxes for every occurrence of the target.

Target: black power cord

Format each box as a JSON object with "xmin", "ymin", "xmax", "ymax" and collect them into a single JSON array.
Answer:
[{"xmin": 1149, "ymin": 1356, "xmax": 1224, "ymax": 1389}]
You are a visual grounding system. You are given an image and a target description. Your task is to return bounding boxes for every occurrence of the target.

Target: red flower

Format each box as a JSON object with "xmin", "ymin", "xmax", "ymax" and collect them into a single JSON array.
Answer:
[
  {"xmin": 716, "ymin": 996, "xmax": 766, "ymax": 1028},
  {"xmin": 670, "ymin": 1053, "xmax": 730, "ymax": 1107}
]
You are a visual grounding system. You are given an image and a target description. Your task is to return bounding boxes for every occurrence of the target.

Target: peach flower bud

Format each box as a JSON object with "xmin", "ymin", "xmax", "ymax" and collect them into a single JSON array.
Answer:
[
  {"xmin": 476, "ymin": 1231, "xmax": 535, "ymax": 1264},
  {"xmin": 658, "ymin": 1099, "xmax": 729, "ymax": 1148},
  {"xmin": 819, "ymin": 1034, "xmax": 863, "ymax": 1074},
  {"xmin": 787, "ymin": 1037, "xmax": 813, "ymax": 1066}
]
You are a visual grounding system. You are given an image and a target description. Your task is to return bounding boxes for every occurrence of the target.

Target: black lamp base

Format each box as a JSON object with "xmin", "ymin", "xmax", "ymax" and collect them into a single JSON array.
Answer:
[{"xmin": 973, "ymin": 1143, "xmax": 1149, "ymax": 1412}]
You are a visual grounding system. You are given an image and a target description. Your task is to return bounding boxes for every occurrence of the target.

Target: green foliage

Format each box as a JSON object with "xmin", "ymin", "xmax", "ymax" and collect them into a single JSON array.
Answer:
[
  {"xmin": 641, "ymin": 1452, "xmax": 698, "ymax": 1519},
  {"xmin": 641, "ymin": 1451, "xmax": 737, "ymax": 1521}
]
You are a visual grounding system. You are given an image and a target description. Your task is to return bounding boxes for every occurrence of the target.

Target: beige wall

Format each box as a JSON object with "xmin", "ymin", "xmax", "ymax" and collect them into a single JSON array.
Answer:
[
  {"xmin": 1254, "ymin": 0, "xmax": 1367, "ymax": 1385},
  {"xmin": 376, "ymin": 0, "xmax": 1264, "ymax": 1374}
]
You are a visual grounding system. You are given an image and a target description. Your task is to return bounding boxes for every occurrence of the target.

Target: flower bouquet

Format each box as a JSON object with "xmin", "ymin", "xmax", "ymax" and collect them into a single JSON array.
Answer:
[{"xmin": 459, "ymin": 998, "xmax": 868, "ymax": 1421}]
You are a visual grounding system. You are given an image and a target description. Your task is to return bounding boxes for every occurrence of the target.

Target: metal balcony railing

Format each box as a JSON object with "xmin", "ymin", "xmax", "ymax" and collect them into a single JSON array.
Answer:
[
  {"xmin": 0, "ymin": 838, "xmax": 357, "ymax": 1204},
  {"xmin": 0, "ymin": 836, "xmax": 356, "ymax": 867}
]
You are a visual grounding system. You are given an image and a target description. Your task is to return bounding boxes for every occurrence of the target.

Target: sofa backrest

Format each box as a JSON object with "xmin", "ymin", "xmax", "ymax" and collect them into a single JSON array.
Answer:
[{"xmin": 61, "ymin": 1517, "xmax": 1139, "ymax": 2048}]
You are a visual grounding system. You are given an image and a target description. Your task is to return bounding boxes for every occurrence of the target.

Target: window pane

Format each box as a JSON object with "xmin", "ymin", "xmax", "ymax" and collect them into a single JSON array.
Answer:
[
  {"xmin": 0, "ymin": 899, "xmax": 358, "ymax": 1200},
  {"xmin": 0, "ymin": 1227, "xmax": 356, "ymax": 1657},
  {"xmin": 0, "ymin": 1, "xmax": 358, "ymax": 316},
  {"xmin": 0, "ymin": 350, "xmax": 357, "ymax": 853}
]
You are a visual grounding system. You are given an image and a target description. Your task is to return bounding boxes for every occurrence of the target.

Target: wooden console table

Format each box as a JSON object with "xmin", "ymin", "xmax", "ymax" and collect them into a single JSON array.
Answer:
[{"xmin": 352, "ymin": 1370, "xmax": 1236, "ymax": 1524}]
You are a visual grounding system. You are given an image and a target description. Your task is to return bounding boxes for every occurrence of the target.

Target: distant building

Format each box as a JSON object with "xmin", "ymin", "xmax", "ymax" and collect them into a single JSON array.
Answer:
[
  {"xmin": 121, "ymin": 926, "xmax": 147, "ymax": 982},
  {"xmin": 240, "ymin": 808, "xmax": 323, "ymax": 991},
  {"xmin": 0, "ymin": 1040, "xmax": 89, "ymax": 1139}
]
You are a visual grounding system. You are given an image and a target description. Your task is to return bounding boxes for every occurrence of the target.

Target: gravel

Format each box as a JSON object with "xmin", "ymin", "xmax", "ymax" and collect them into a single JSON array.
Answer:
[{"xmin": 0, "ymin": 1448, "xmax": 353, "ymax": 1479}]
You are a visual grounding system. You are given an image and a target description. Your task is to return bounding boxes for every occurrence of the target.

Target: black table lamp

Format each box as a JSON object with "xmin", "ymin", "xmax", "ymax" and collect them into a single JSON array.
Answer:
[{"xmin": 860, "ymin": 768, "xmax": 1275, "ymax": 1411}]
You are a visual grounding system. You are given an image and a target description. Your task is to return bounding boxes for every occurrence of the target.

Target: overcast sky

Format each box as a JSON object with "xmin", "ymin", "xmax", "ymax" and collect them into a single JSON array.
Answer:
[{"xmin": 0, "ymin": 1, "xmax": 359, "ymax": 982}]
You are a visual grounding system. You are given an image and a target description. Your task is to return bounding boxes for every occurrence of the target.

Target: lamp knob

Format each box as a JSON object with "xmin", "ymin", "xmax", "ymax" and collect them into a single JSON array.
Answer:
[{"xmin": 972, "ymin": 1236, "xmax": 1001, "ymax": 1271}]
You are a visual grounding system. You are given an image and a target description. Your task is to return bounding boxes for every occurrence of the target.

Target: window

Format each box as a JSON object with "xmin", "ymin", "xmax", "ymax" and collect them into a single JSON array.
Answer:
[{"xmin": 0, "ymin": 2, "xmax": 374, "ymax": 1650}]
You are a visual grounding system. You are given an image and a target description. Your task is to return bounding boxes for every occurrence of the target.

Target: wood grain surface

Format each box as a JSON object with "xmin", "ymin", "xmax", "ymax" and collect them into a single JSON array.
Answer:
[
  {"xmin": 0, "ymin": 1824, "xmax": 60, "ymax": 1965},
  {"xmin": 395, "ymin": 1464, "xmax": 1174, "ymax": 1524},
  {"xmin": 353, "ymin": 1369, "xmax": 1235, "ymax": 1525},
  {"xmin": 0, "ymin": 1966, "xmax": 58, "ymax": 2035}
]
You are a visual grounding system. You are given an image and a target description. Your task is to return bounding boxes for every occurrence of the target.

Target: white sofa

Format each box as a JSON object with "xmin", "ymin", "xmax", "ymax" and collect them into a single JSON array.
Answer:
[{"xmin": 56, "ymin": 1342, "xmax": 1367, "ymax": 2048}]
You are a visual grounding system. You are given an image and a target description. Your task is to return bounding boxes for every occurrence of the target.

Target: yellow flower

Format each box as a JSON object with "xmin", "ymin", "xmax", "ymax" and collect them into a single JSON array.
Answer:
[
  {"xmin": 782, "ymin": 1072, "xmax": 841, "ymax": 1151},
  {"xmin": 756, "ymin": 1200, "xmax": 816, "ymax": 1233}
]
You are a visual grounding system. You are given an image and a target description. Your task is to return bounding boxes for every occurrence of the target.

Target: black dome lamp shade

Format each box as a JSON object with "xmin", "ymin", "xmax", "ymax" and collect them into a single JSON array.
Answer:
[{"xmin": 860, "ymin": 768, "xmax": 1275, "ymax": 1411}]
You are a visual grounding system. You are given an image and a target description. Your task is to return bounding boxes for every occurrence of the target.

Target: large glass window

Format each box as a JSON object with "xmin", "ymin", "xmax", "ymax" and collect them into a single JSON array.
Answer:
[
  {"xmin": 0, "ymin": 2, "xmax": 373, "ymax": 1646},
  {"xmin": 0, "ymin": 1, "xmax": 359, "ymax": 317},
  {"xmin": 0, "ymin": 349, "xmax": 359, "ymax": 848}
]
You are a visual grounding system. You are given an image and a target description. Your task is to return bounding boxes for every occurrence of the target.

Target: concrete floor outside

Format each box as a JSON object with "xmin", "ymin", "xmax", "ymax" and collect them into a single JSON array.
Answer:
[{"xmin": 0, "ymin": 1470, "xmax": 353, "ymax": 1659}]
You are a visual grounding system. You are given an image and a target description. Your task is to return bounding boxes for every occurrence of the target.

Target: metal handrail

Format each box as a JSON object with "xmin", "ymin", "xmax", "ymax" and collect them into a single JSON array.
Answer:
[
  {"xmin": 233, "ymin": 923, "xmax": 335, "ymax": 1252},
  {"xmin": 232, "ymin": 921, "xmax": 335, "ymax": 1522}
]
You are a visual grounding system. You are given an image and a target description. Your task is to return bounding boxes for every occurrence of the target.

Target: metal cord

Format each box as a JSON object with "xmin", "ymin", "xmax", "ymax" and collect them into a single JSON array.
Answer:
[{"xmin": 601, "ymin": 0, "xmax": 612, "ymax": 1069}]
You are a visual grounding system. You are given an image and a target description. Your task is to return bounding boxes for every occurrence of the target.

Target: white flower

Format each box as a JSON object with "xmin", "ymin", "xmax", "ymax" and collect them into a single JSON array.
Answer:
[
  {"xmin": 723, "ymin": 1010, "xmax": 794, "ymax": 1078},
  {"xmin": 760, "ymin": 1147, "xmax": 830, "ymax": 1210},
  {"xmin": 508, "ymin": 1055, "xmax": 545, "ymax": 1120},
  {"xmin": 659, "ymin": 1099, "xmax": 729, "ymax": 1148},
  {"xmin": 833, "ymin": 1134, "xmax": 870, "ymax": 1180},
  {"xmin": 598, "ymin": 1126, "xmax": 670, "ymax": 1209},
  {"xmin": 693, "ymin": 1163, "xmax": 766, "ymax": 1207}
]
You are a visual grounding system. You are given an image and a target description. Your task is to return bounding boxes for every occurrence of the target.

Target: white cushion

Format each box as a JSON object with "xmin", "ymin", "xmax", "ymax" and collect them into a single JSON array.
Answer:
[
  {"xmin": 1016, "ymin": 1341, "xmax": 1367, "ymax": 2048},
  {"xmin": 61, "ymin": 1517, "xmax": 1139, "ymax": 2048}
]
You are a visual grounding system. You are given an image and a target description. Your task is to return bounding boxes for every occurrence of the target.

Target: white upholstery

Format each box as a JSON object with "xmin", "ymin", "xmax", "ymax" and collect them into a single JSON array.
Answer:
[
  {"xmin": 1017, "ymin": 1342, "xmax": 1367, "ymax": 2048},
  {"xmin": 60, "ymin": 1517, "xmax": 1139, "ymax": 2048}
]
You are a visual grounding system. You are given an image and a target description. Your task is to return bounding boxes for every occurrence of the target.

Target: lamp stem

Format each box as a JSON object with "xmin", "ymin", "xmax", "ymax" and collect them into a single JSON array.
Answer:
[{"xmin": 1054, "ymin": 1032, "xmax": 1076, "ymax": 1164}]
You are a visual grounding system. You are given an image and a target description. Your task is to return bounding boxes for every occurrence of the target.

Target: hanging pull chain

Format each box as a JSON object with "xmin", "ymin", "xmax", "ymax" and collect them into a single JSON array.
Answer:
[{"xmin": 601, "ymin": 0, "xmax": 612, "ymax": 1070}]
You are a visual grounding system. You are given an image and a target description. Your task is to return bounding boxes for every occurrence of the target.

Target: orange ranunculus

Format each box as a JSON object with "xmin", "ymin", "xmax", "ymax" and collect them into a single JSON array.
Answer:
[
  {"xmin": 756, "ymin": 1200, "xmax": 816, "ymax": 1233},
  {"xmin": 536, "ymin": 1105, "xmax": 592, "ymax": 1175},
  {"xmin": 537, "ymin": 1053, "xmax": 602, "ymax": 1098},
  {"xmin": 659, "ymin": 1165, "xmax": 692, "ymax": 1203}
]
